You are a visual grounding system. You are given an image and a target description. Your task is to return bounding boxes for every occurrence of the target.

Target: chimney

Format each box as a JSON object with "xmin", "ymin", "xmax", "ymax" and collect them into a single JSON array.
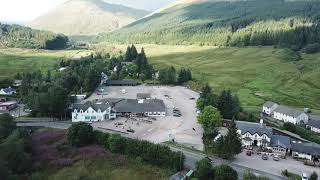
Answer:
[{"xmin": 260, "ymin": 119, "xmax": 264, "ymax": 128}]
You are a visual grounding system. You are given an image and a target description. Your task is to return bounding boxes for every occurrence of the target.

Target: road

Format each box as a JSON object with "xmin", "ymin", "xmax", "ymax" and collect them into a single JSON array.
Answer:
[
  {"xmin": 169, "ymin": 146, "xmax": 286, "ymax": 180},
  {"xmin": 18, "ymin": 121, "xmax": 286, "ymax": 180}
]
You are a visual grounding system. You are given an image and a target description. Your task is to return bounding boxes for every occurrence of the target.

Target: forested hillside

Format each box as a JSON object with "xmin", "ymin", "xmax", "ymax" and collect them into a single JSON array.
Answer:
[
  {"xmin": 0, "ymin": 23, "xmax": 68, "ymax": 49},
  {"xmin": 98, "ymin": 0, "xmax": 320, "ymax": 50}
]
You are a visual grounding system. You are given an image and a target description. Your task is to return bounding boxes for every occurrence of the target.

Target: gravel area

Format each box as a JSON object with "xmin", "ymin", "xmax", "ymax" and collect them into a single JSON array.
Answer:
[{"xmin": 89, "ymin": 85, "xmax": 204, "ymax": 150}]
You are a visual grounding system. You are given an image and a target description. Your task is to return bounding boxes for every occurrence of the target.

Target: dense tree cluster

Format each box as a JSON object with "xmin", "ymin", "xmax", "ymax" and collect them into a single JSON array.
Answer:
[
  {"xmin": 100, "ymin": 0, "xmax": 320, "ymax": 53},
  {"xmin": 67, "ymin": 122, "xmax": 94, "ymax": 147},
  {"xmin": 0, "ymin": 114, "xmax": 32, "ymax": 179},
  {"xmin": 68, "ymin": 127, "xmax": 185, "ymax": 171},
  {"xmin": 19, "ymin": 58, "xmax": 103, "ymax": 118},
  {"xmin": 283, "ymin": 122, "xmax": 320, "ymax": 144},
  {"xmin": 0, "ymin": 23, "xmax": 68, "ymax": 49},
  {"xmin": 158, "ymin": 66, "xmax": 192, "ymax": 85},
  {"xmin": 197, "ymin": 84, "xmax": 242, "ymax": 159},
  {"xmin": 197, "ymin": 84, "xmax": 240, "ymax": 119},
  {"xmin": 195, "ymin": 158, "xmax": 238, "ymax": 180}
]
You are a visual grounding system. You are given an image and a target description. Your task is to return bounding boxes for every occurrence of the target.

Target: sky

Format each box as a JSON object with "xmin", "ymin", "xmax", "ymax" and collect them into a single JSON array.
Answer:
[{"xmin": 0, "ymin": 0, "xmax": 175, "ymax": 24}]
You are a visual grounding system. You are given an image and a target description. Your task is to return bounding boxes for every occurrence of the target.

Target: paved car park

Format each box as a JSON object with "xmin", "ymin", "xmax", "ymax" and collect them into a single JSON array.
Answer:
[
  {"xmin": 88, "ymin": 85, "xmax": 204, "ymax": 150},
  {"xmin": 234, "ymin": 151, "xmax": 320, "ymax": 177}
]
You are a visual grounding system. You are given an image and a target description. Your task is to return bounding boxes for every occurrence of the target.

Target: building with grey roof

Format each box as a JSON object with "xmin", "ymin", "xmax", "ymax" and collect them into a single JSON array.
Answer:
[
  {"xmin": 105, "ymin": 80, "xmax": 137, "ymax": 86},
  {"xmin": 270, "ymin": 135, "xmax": 291, "ymax": 155},
  {"xmin": 262, "ymin": 101, "xmax": 279, "ymax": 116},
  {"xmin": 307, "ymin": 114, "xmax": 320, "ymax": 133},
  {"xmin": 72, "ymin": 98, "xmax": 166, "ymax": 122},
  {"xmin": 273, "ymin": 105, "xmax": 309, "ymax": 125},
  {"xmin": 291, "ymin": 142, "xmax": 320, "ymax": 161},
  {"xmin": 236, "ymin": 121, "xmax": 273, "ymax": 147}
]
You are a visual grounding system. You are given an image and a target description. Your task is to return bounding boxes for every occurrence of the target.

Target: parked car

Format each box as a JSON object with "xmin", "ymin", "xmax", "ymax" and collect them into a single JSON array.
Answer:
[
  {"xmin": 205, "ymin": 156, "xmax": 215, "ymax": 164},
  {"xmin": 302, "ymin": 173, "xmax": 308, "ymax": 180},
  {"xmin": 262, "ymin": 154, "xmax": 268, "ymax": 160},
  {"xmin": 273, "ymin": 154, "xmax": 280, "ymax": 161},
  {"xmin": 246, "ymin": 151, "xmax": 252, "ymax": 156},
  {"xmin": 189, "ymin": 97, "xmax": 195, "ymax": 100}
]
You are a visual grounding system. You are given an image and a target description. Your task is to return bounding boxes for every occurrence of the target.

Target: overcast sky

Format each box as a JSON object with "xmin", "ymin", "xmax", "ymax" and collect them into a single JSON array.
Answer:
[{"xmin": 0, "ymin": 0, "xmax": 175, "ymax": 24}]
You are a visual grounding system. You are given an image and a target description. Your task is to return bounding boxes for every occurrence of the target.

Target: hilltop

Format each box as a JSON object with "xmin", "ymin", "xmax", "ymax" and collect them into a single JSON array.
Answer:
[
  {"xmin": 98, "ymin": 0, "xmax": 320, "ymax": 49},
  {"xmin": 28, "ymin": 0, "xmax": 149, "ymax": 36}
]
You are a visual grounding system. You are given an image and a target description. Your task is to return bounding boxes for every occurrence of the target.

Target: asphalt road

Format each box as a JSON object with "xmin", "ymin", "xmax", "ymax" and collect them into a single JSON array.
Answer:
[
  {"xmin": 18, "ymin": 121, "xmax": 286, "ymax": 180},
  {"xmin": 169, "ymin": 146, "xmax": 286, "ymax": 180}
]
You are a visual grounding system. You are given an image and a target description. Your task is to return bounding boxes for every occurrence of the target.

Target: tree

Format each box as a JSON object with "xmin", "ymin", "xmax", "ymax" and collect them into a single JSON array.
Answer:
[
  {"xmin": 195, "ymin": 159, "xmax": 214, "ymax": 180},
  {"xmin": 310, "ymin": 172, "xmax": 318, "ymax": 180},
  {"xmin": 283, "ymin": 122, "xmax": 297, "ymax": 133},
  {"xmin": 213, "ymin": 165, "xmax": 238, "ymax": 180},
  {"xmin": 216, "ymin": 120, "xmax": 242, "ymax": 159},
  {"xmin": 198, "ymin": 106, "xmax": 222, "ymax": 129},
  {"xmin": 67, "ymin": 123, "xmax": 94, "ymax": 147},
  {"xmin": 0, "ymin": 113, "xmax": 16, "ymax": 140},
  {"xmin": 217, "ymin": 90, "xmax": 240, "ymax": 119},
  {"xmin": 244, "ymin": 170, "xmax": 270, "ymax": 180}
]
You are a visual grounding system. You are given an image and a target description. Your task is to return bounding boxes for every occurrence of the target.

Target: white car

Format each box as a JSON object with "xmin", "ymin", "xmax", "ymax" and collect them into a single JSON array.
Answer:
[{"xmin": 302, "ymin": 173, "xmax": 308, "ymax": 180}]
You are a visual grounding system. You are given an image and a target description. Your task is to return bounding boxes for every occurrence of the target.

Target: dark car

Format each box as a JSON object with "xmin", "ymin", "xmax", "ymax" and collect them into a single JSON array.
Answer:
[
  {"xmin": 205, "ymin": 156, "xmax": 215, "ymax": 164},
  {"xmin": 262, "ymin": 154, "xmax": 268, "ymax": 160},
  {"xmin": 246, "ymin": 151, "xmax": 252, "ymax": 156}
]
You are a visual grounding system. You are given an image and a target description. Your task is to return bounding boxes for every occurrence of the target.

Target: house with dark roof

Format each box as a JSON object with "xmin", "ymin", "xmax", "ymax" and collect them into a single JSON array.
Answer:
[
  {"xmin": 72, "ymin": 98, "xmax": 166, "ymax": 122},
  {"xmin": 0, "ymin": 87, "xmax": 16, "ymax": 95},
  {"xmin": 137, "ymin": 93, "xmax": 151, "ymax": 100},
  {"xmin": 105, "ymin": 80, "xmax": 137, "ymax": 86},
  {"xmin": 236, "ymin": 120, "xmax": 273, "ymax": 147},
  {"xmin": 307, "ymin": 114, "xmax": 320, "ymax": 133},
  {"xmin": 262, "ymin": 101, "xmax": 279, "ymax": 116},
  {"xmin": 291, "ymin": 142, "xmax": 320, "ymax": 161},
  {"xmin": 270, "ymin": 135, "xmax": 291, "ymax": 155},
  {"xmin": 273, "ymin": 105, "xmax": 309, "ymax": 125}
]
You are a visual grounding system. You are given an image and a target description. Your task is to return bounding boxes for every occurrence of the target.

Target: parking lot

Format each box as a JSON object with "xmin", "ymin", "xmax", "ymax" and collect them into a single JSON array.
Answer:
[
  {"xmin": 234, "ymin": 151, "xmax": 320, "ymax": 177},
  {"xmin": 88, "ymin": 85, "xmax": 204, "ymax": 150}
]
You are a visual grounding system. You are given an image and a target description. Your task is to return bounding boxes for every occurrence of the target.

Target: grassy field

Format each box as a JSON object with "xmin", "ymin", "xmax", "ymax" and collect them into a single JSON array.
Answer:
[
  {"xmin": 0, "ymin": 48, "xmax": 92, "ymax": 79},
  {"xmin": 97, "ymin": 44, "xmax": 320, "ymax": 111}
]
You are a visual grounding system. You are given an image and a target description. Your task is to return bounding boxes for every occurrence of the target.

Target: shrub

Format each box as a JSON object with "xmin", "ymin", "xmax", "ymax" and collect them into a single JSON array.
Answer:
[
  {"xmin": 214, "ymin": 165, "xmax": 238, "ymax": 180},
  {"xmin": 93, "ymin": 130, "xmax": 109, "ymax": 149},
  {"xmin": 310, "ymin": 172, "xmax": 318, "ymax": 180},
  {"xmin": 0, "ymin": 113, "xmax": 16, "ymax": 139},
  {"xmin": 195, "ymin": 159, "xmax": 213, "ymax": 180},
  {"xmin": 67, "ymin": 123, "xmax": 94, "ymax": 147}
]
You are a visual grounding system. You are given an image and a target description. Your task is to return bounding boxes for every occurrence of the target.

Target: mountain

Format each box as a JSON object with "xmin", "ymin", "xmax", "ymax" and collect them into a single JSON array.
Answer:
[
  {"xmin": 98, "ymin": 0, "xmax": 320, "ymax": 49},
  {"xmin": 27, "ymin": 0, "xmax": 149, "ymax": 36},
  {"xmin": 105, "ymin": 0, "xmax": 176, "ymax": 11},
  {"xmin": 0, "ymin": 23, "xmax": 68, "ymax": 50}
]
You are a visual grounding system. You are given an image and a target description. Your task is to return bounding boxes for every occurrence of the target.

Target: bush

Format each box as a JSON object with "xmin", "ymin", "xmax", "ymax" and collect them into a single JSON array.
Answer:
[
  {"xmin": 108, "ymin": 134, "xmax": 127, "ymax": 154},
  {"xmin": 310, "ymin": 172, "xmax": 318, "ymax": 180},
  {"xmin": 195, "ymin": 159, "xmax": 214, "ymax": 180},
  {"xmin": 67, "ymin": 123, "xmax": 94, "ymax": 147},
  {"xmin": 93, "ymin": 130, "xmax": 109, "ymax": 149},
  {"xmin": 213, "ymin": 165, "xmax": 238, "ymax": 180},
  {"xmin": 0, "ymin": 113, "xmax": 16, "ymax": 139}
]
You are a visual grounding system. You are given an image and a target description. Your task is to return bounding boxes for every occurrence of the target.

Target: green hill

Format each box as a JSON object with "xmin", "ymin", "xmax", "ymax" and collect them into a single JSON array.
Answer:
[
  {"xmin": 98, "ymin": 0, "xmax": 320, "ymax": 49},
  {"xmin": 97, "ymin": 44, "xmax": 320, "ymax": 110},
  {"xmin": 28, "ymin": 0, "xmax": 149, "ymax": 36},
  {"xmin": 0, "ymin": 23, "xmax": 68, "ymax": 49}
]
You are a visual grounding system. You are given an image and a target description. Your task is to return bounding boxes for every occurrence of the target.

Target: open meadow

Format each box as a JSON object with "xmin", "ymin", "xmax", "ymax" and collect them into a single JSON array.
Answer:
[
  {"xmin": 0, "ymin": 48, "xmax": 92, "ymax": 79},
  {"xmin": 96, "ymin": 44, "xmax": 320, "ymax": 111}
]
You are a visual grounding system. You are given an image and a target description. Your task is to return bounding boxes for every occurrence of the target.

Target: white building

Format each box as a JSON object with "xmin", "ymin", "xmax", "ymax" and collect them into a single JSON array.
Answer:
[
  {"xmin": 273, "ymin": 105, "xmax": 309, "ymax": 125},
  {"xmin": 291, "ymin": 142, "xmax": 320, "ymax": 161},
  {"xmin": 0, "ymin": 87, "xmax": 16, "ymax": 95},
  {"xmin": 72, "ymin": 98, "xmax": 166, "ymax": 122},
  {"xmin": 262, "ymin": 101, "xmax": 279, "ymax": 116},
  {"xmin": 236, "ymin": 120, "xmax": 273, "ymax": 147}
]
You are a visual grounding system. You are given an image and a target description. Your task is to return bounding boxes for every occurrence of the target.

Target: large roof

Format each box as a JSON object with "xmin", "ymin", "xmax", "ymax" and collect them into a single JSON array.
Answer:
[
  {"xmin": 273, "ymin": 105, "xmax": 305, "ymax": 118},
  {"xmin": 263, "ymin": 101, "xmax": 278, "ymax": 108},
  {"xmin": 271, "ymin": 135, "xmax": 291, "ymax": 149},
  {"xmin": 1, "ymin": 87, "xmax": 16, "ymax": 94},
  {"xmin": 291, "ymin": 142, "xmax": 320, "ymax": 156},
  {"xmin": 236, "ymin": 121, "xmax": 273, "ymax": 137},
  {"xmin": 105, "ymin": 80, "xmax": 137, "ymax": 86},
  {"xmin": 307, "ymin": 119, "xmax": 320, "ymax": 129},
  {"xmin": 113, "ymin": 99, "xmax": 165, "ymax": 113},
  {"xmin": 137, "ymin": 93, "xmax": 151, "ymax": 99},
  {"xmin": 73, "ymin": 101, "xmax": 111, "ymax": 112}
]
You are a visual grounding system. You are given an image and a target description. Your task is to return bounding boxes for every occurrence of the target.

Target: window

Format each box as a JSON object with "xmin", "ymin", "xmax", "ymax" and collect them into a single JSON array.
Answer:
[
  {"xmin": 85, "ymin": 116, "xmax": 90, "ymax": 120},
  {"xmin": 91, "ymin": 116, "xmax": 96, "ymax": 119},
  {"xmin": 80, "ymin": 110, "xmax": 83, "ymax": 113},
  {"xmin": 74, "ymin": 109, "xmax": 77, "ymax": 113}
]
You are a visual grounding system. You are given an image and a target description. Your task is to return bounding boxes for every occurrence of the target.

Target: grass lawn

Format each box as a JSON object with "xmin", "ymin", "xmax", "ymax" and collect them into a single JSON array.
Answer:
[
  {"xmin": 0, "ymin": 48, "xmax": 92, "ymax": 80},
  {"xmin": 95, "ymin": 44, "xmax": 320, "ymax": 111}
]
